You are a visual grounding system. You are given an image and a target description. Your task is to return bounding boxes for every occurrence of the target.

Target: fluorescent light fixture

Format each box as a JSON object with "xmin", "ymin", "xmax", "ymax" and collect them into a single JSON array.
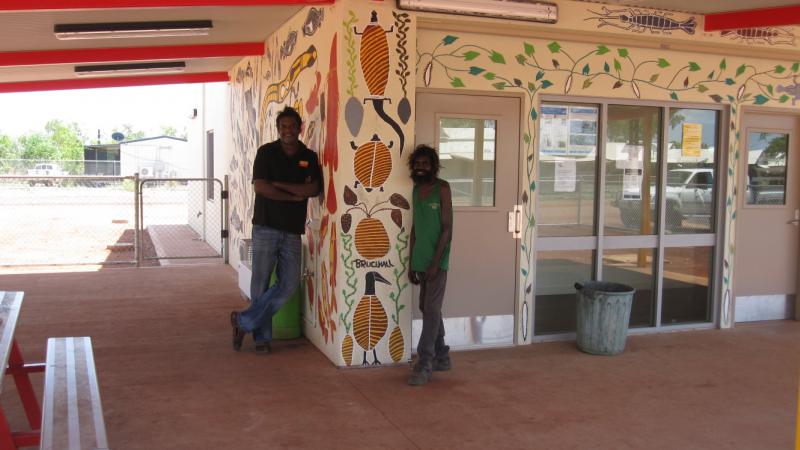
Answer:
[
  {"xmin": 397, "ymin": 0, "xmax": 557, "ymax": 23},
  {"xmin": 74, "ymin": 61, "xmax": 187, "ymax": 77},
  {"xmin": 55, "ymin": 20, "xmax": 212, "ymax": 40}
]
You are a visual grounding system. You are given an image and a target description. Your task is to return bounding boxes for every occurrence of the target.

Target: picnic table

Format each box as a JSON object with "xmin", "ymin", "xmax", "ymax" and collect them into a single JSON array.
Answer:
[
  {"xmin": 0, "ymin": 291, "xmax": 45, "ymax": 449},
  {"xmin": 0, "ymin": 292, "xmax": 108, "ymax": 450}
]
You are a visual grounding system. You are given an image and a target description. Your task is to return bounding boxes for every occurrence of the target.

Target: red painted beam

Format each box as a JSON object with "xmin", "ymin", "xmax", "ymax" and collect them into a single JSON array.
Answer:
[
  {"xmin": 0, "ymin": 0, "xmax": 333, "ymax": 10},
  {"xmin": 0, "ymin": 42, "xmax": 264, "ymax": 67},
  {"xmin": 0, "ymin": 72, "xmax": 229, "ymax": 93},
  {"xmin": 705, "ymin": 5, "xmax": 800, "ymax": 31}
]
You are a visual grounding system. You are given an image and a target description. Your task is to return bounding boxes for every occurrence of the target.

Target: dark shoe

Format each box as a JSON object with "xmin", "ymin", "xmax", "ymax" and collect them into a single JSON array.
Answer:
[
  {"xmin": 407, "ymin": 367, "xmax": 431, "ymax": 386},
  {"xmin": 433, "ymin": 356, "xmax": 451, "ymax": 371},
  {"xmin": 231, "ymin": 311, "xmax": 245, "ymax": 351},
  {"xmin": 254, "ymin": 342, "xmax": 272, "ymax": 354}
]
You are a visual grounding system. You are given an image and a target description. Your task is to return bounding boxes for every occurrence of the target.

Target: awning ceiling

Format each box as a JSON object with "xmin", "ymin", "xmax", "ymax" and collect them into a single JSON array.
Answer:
[{"xmin": 0, "ymin": 0, "xmax": 797, "ymax": 93}]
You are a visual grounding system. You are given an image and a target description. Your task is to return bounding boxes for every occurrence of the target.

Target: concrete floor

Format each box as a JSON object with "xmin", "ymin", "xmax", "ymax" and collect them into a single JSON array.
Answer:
[{"xmin": 1, "ymin": 265, "xmax": 798, "ymax": 449}]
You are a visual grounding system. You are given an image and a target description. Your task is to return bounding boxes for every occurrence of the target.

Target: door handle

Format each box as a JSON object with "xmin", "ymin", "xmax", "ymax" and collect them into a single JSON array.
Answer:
[
  {"xmin": 788, "ymin": 219, "xmax": 800, "ymax": 226},
  {"xmin": 508, "ymin": 205, "xmax": 522, "ymax": 239}
]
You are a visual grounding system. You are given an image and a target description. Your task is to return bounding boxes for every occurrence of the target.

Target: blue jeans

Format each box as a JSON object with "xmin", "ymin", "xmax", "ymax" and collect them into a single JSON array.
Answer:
[{"xmin": 239, "ymin": 225, "xmax": 301, "ymax": 343}]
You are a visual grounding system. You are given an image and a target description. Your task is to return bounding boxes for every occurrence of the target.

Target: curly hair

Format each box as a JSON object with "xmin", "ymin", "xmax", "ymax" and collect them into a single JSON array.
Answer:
[
  {"xmin": 407, "ymin": 144, "xmax": 440, "ymax": 177},
  {"xmin": 275, "ymin": 106, "xmax": 302, "ymax": 128}
]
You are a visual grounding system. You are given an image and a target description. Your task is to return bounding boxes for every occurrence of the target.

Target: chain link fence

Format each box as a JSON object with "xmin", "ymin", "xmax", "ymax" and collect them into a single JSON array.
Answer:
[
  {"xmin": 0, "ymin": 176, "xmax": 142, "ymax": 267},
  {"xmin": 0, "ymin": 159, "xmax": 120, "ymax": 177},
  {"xmin": 139, "ymin": 178, "xmax": 225, "ymax": 262},
  {"xmin": 0, "ymin": 170, "xmax": 227, "ymax": 268}
]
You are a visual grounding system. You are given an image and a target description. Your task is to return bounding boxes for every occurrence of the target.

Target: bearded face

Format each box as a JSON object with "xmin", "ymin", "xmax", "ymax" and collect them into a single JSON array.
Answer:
[{"xmin": 411, "ymin": 154, "xmax": 435, "ymax": 184}]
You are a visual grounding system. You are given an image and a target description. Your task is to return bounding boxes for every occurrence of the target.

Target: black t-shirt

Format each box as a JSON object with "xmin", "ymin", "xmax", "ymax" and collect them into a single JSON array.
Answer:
[{"xmin": 252, "ymin": 140, "xmax": 321, "ymax": 234}]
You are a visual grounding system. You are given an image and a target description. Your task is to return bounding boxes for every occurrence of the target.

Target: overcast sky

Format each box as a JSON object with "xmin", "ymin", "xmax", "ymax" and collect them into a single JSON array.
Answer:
[{"xmin": 0, "ymin": 83, "xmax": 212, "ymax": 142}]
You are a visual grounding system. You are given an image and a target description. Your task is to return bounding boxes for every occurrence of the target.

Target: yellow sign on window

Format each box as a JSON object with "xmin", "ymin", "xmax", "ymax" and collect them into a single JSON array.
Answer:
[{"xmin": 682, "ymin": 123, "xmax": 702, "ymax": 157}]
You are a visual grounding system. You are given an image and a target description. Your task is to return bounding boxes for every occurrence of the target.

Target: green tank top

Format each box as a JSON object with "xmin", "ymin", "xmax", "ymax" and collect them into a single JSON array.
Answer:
[{"xmin": 411, "ymin": 180, "xmax": 451, "ymax": 272}]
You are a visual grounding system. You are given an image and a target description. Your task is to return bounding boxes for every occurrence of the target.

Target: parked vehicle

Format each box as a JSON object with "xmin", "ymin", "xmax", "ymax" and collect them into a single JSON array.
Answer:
[
  {"xmin": 26, "ymin": 163, "xmax": 66, "ymax": 186},
  {"xmin": 614, "ymin": 168, "xmax": 713, "ymax": 229}
]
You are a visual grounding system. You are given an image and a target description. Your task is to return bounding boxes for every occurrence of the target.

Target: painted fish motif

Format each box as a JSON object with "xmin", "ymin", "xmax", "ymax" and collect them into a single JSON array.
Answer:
[
  {"xmin": 721, "ymin": 27, "xmax": 796, "ymax": 46},
  {"xmin": 280, "ymin": 30, "xmax": 298, "ymax": 59},
  {"xmin": 303, "ymin": 7, "xmax": 324, "ymax": 36},
  {"xmin": 586, "ymin": 6, "xmax": 696, "ymax": 35}
]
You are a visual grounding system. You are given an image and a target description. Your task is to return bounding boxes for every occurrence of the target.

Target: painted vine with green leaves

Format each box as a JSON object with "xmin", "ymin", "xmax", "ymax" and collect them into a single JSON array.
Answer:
[{"xmin": 418, "ymin": 34, "xmax": 799, "ymax": 330}]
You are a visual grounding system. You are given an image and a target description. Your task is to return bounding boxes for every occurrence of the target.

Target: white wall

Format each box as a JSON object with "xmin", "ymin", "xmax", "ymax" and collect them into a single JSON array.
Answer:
[{"xmin": 201, "ymin": 82, "xmax": 234, "ymax": 264}]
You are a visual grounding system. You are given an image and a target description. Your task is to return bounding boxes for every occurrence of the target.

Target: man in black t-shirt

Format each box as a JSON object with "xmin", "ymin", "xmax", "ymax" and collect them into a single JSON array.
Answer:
[{"xmin": 231, "ymin": 106, "xmax": 321, "ymax": 353}]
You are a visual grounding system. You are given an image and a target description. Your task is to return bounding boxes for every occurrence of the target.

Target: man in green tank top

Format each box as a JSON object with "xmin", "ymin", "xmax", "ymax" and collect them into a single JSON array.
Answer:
[{"xmin": 407, "ymin": 145, "xmax": 453, "ymax": 386}]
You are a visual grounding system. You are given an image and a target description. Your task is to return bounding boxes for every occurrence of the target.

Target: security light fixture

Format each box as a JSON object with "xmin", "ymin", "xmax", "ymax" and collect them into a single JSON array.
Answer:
[
  {"xmin": 397, "ymin": 0, "xmax": 557, "ymax": 23},
  {"xmin": 74, "ymin": 61, "xmax": 187, "ymax": 77},
  {"xmin": 55, "ymin": 20, "xmax": 213, "ymax": 40}
]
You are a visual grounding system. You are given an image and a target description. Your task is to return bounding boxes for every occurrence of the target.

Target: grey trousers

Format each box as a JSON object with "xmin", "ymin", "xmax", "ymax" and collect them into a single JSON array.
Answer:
[{"xmin": 416, "ymin": 270, "xmax": 448, "ymax": 371}]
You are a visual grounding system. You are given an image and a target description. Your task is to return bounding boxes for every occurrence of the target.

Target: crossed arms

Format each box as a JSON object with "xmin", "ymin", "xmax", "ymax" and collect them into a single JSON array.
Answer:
[{"xmin": 254, "ymin": 177, "xmax": 321, "ymax": 202}]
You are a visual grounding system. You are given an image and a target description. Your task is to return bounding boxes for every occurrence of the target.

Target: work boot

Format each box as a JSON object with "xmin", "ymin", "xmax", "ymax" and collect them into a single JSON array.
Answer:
[
  {"xmin": 433, "ymin": 345, "xmax": 451, "ymax": 371},
  {"xmin": 230, "ymin": 311, "xmax": 245, "ymax": 351},
  {"xmin": 407, "ymin": 366, "xmax": 432, "ymax": 386},
  {"xmin": 433, "ymin": 355, "xmax": 451, "ymax": 371}
]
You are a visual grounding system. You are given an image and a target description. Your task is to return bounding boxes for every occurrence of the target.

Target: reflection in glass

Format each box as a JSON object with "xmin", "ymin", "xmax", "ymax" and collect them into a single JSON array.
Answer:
[
  {"xmin": 605, "ymin": 106, "xmax": 661, "ymax": 236},
  {"xmin": 662, "ymin": 246, "xmax": 712, "ymax": 324},
  {"xmin": 746, "ymin": 132, "xmax": 788, "ymax": 205},
  {"xmin": 535, "ymin": 250, "xmax": 594, "ymax": 335},
  {"xmin": 538, "ymin": 104, "xmax": 598, "ymax": 237},
  {"xmin": 666, "ymin": 109, "xmax": 718, "ymax": 233},
  {"xmin": 438, "ymin": 118, "xmax": 496, "ymax": 207},
  {"xmin": 602, "ymin": 248, "xmax": 655, "ymax": 327}
]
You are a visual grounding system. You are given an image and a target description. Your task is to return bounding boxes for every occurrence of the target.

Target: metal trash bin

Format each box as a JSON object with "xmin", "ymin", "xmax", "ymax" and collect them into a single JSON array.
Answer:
[{"xmin": 575, "ymin": 281, "xmax": 635, "ymax": 355}]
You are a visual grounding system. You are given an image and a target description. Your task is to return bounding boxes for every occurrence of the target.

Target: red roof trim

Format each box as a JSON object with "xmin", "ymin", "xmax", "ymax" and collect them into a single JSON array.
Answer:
[
  {"xmin": 705, "ymin": 5, "xmax": 800, "ymax": 31},
  {"xmin": 0, "ymin": 0, "xmax": 332, "ymax": 10},
  {"xmin": 0, "ymin": 42, "xmax": 264, "ymax": 67},
  {"xmin": 0, "ymin": 72, "xmax": 229, "ymax": 93}
]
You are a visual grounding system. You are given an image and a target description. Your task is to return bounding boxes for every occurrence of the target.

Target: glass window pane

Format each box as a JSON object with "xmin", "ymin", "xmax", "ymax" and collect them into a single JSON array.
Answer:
[
  {"xmin": 605, "ymin": 106, "xmax": 661, "ymax": 236},
  {"xmin": 746, "ymin": 132, "xmax": 788, "ymax": 205},
  {"xmin": 538, "ymin": 104, "xmax": 598, "ymax": 237},
  {"xmin": 662, "ymin": 246, "xmax": 713, "ymax": 324},
  {"xmin": 438, "ymin": 117, "xmax": 496, "ymax": 207},
  {"xmin": 666, "ymin": 109, "xmax": 718, "ymax": 233},
  {"xmin": 535, "ymin": 250, "xmax": 594, "ymax": 335},
  {"xmin": 601, "ymin": 248, "xmax": 655, "ymax": 328}
]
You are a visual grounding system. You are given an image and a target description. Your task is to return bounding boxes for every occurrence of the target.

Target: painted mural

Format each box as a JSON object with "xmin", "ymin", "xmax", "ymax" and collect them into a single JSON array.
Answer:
[
  {"xmin": 720, "ymin": 27, "xmax": 796, "ymax": 46},
  {"xmin": 335, "ymin": 7, "xmax": 414, "ymax": 366},
  {"xmin": 585, "ymin": 6, "xmax": 697, "ymax": 35},
  {"xmin": 418, "ymin": 25, "xmax": 798, "ymax": 336},
  {"xmin": 228, "ymin": 3, "xmax": 414, "ymax": 366},
  {"xmin": 228, "ymin": 58, "xmax": 263, "ymax": 260}
]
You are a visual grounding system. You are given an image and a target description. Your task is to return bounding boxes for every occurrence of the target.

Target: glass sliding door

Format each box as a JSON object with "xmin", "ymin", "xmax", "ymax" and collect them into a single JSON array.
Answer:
[
  {"xmin": 605, "ymin": 105, "xmax": 661, "ymax": 237},
  {"xmin": 535, "ymin": 100, "xmax": 721, "ymax": 337},
  {"xmin": 537, "ymin": 104, "xmax": 599, "ymax": 237}
]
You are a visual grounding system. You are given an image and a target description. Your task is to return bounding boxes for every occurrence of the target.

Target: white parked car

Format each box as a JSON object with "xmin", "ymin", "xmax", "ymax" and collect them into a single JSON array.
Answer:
[
  {"xmin": 615, "ymin": 168, "xmax": 713, "ymax": 229},
  {"xmin": 26, "ymin": 163, "xmax": 66, "ymax": 186}
]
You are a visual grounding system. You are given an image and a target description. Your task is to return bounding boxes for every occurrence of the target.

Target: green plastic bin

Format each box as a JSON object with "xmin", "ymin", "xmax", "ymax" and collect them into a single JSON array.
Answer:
[{"xmin": 268, "ymin": 270, "xmax": 302, "ymax": 339}]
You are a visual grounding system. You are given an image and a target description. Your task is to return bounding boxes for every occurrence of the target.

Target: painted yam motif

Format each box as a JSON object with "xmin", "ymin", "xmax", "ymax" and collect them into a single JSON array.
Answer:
[{"xmin": 355, "ymin": 217, "xmax": 390, "ymax": 260}]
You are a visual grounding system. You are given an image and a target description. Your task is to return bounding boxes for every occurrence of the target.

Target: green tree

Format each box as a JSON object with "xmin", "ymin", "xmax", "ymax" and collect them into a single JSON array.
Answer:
[
  {"xmin": 110, "ymin": 124, "xmax": 145, "ymax": 142},
  {"xmin": 45, "ymin": 120, "xmax": 84, "ymax": 160},
  {"xmin": 0, "ymin": 134, "xmax": 18, "ymax": 174},
  {"xmin": 0, "ymin": 134, "xmax": 17, "ymax": 159},
  {"xmin": 18, "ymin": 132, "xmax": 57, "ymax": 160},
  {"xmin": 159, "ymin": 125, "xmax": 188, "ymax": 139}
]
